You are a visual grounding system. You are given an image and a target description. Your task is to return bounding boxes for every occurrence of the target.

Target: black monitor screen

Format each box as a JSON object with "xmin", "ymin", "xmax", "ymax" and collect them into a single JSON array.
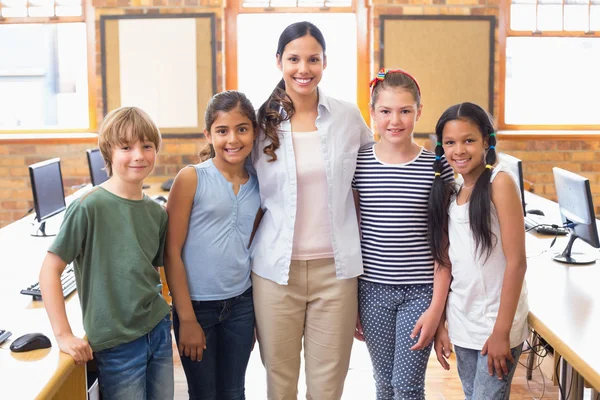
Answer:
[
  {"xmin": 553, "ymin": 167, "xmax": 600, "ymax": 249},
  {"xmin": 87, "ymin": 148, "xmax": 109, "ymax": 186},
  {"xmin": 498, "ymin": 153, "xmax": 526, "ymax": 216},
  {"xmin": 29, "ymin": 158, "xmax": 66, "ymax": 222}
]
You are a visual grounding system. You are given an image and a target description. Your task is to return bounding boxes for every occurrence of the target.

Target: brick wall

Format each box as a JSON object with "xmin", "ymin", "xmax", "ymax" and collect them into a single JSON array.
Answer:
[{"xmin": 1, "ymin": 0, "xmax": 599, "ymax": 228}]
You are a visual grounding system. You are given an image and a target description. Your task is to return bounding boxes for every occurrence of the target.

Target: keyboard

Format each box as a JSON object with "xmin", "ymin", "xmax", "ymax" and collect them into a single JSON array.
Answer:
[
  {"xmin": 0, "ymin": 329, "xmax": 12, "ymax": 345},
  {"xmin": 524, "ymin": 216, "xmax": 568, "ymax": 236},
  {"xmin": 20, "ymin": 264, "xmax": 77, "ymax": 301}
]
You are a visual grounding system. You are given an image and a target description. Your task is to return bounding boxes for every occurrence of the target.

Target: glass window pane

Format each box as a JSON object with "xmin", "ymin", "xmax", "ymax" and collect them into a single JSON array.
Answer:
[
  {"xmin": 0, "ymin": 23, "xmax": 89, "ymax": 130},
  {"xmin": 56, "ymin": 0, "xmax": 82, "ymax": 5},
  {"xmin": 591, "ymin": 5, "xmax": 600, "ymax": 29},
  {"xmin": 511, "ymin": 4, "xmax": 536, "ymax": 30},
  {"xmin": 270, "ymin": 0, "xmax": 299, "ymax": 6},
  {"xmin": 242, "ymin": 1, "xmax": 269, "ymax": 6},
  {"xmin": 28, "ymin": 0, "xmax": 53, "ymax": 6},
  {"xmin": 505, "ymin": 37, "xmax": 600, "ymax": 125},
  {"xmin": 1, "ymin": 7, "xmax": 27, "ymax": 16},
  {"xmin": 2, "ymin": 0, "xmax": 27, "ymax": 6},
  {"xmin": 538, "ymin": 5, "xmax": 563, "ymax": 30},
  {"xmin": 28, "ymin": 6, "xmax": 55, "ymax": 17},
  {"xmin": 55, "ymin": 5, "xmax": 82, "ymax": 15},
  {"xmin": 564, "ymin": 5, "xmax": 589, "ymax": 30}
]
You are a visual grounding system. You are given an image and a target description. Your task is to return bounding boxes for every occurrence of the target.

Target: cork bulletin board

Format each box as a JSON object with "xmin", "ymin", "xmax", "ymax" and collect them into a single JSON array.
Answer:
[
  {"xmin": 100, "ymin": 14, "xmax": 216, "ymax": 137},
  {"xmin": 380, "ymin": 15, "xmax": 495, "ymax": 135}
]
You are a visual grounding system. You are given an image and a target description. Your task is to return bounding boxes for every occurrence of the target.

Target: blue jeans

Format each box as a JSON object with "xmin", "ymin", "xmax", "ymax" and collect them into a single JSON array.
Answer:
[
  {"xmin": 173, "ymin": 287, "xmax": 255, "ymax": 400},
  {"xmin": 94, "ymin": 314, "xmax": 174, "ymax": 400},
  {"xmin": 454, "ymin": 343, "xmax": 523, "ymax": 400},
  {"xmin": 359, "ymin": 280, "xmax": 434, "ymax": 400}
]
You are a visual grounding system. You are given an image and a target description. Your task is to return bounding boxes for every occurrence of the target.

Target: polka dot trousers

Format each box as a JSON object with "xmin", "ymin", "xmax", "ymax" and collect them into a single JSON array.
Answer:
[{"xmin": 358, "ymin": 280, "xmax": 434, "ymax": 400}]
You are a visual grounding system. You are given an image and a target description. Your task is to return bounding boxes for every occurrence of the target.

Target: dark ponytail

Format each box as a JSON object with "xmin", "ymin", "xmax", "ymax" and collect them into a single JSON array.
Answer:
[
  {"xmin": 257, "ymin": 79, "xmax": 294, "ymax": 162},
  {"xmin": 470, "ymin": 126, "xmax": 497, "ymax": 260},
  {"xmin": 428, "ymin": 102, "xmax": 497, "ymax": 265},
  {"xmin": 428, "ymin": 125, "xmax": 456, "ymax": 268},
  {"xmin": 257, "ymin": 21, "xmax": 326, "ymax": 162}
]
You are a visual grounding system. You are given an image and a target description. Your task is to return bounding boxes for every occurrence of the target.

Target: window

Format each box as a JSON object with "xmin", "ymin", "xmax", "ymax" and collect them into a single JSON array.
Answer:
[
  {"xmin": 242, "ymin": 0, "xmax": 351, "ymax": 8},
  {"xmin": 0, "ymin": 0, "xmax": 83, "ymax": 18},
  {"xmin": 501, "ymin": 0, "xmax": 600, "ymax": 128},
  {"xmin": 0, "ymin": 0, "xmax": 91, "ymax": 132}
]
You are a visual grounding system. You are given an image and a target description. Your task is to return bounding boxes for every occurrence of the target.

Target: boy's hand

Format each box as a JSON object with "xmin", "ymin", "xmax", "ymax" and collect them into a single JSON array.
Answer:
[
  {"xmin": 56, "ymin": 333, "xmax": 93, "ymax": 365},
  {"xmin": 178, "ymin": 320, "xmax": 206, "ymax": 362},
  {"xmin": 481, "ymin": 331, "xmax": 513, "ymax": 379},
  {"xmin": 354, "ymin": 313, "xmax": 365, "ymax": 341},
  {"xmin": 410, "ymin": 308, "xmax": 440, "ymax": 350},
  {"xmin": 434, "ymin": 324, "xmax": 452, "ymax": 370}
]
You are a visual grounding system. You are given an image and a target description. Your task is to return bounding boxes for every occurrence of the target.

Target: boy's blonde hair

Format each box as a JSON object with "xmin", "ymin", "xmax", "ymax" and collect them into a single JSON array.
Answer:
[{"xmin": 98, "ymin": 106, "xmax": 161, "ymax": 177}]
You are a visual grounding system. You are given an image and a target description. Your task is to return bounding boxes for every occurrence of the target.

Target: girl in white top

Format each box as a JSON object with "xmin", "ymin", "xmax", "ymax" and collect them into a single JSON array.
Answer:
[
  {"xmin": 428, "ymin": 102, "xmax": 529, "ymax": 400},
  {"xmin": 251, "ymin": 21, "xmax": 373, "ymax": 399}
]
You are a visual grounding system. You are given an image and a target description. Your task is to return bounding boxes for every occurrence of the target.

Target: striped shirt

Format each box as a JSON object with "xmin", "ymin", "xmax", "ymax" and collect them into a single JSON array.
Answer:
[{"xmin": 352, "ymin": 145, "xmax": 454, "ymax": 285}]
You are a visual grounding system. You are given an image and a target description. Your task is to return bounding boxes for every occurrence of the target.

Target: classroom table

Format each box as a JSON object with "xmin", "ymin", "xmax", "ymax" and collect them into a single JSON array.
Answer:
[
  {"xmin": 524, "ymin": 191, "xmax": 600, "ymax": 399},
  {"xmin": 0, "ymin": 182, "xmax": 168, "ymax": 399}
]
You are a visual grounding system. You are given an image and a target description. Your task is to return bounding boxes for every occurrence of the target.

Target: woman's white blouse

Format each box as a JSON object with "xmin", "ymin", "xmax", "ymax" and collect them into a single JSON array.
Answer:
[{"xmin": 251, "ymin": 90, "xmax": 374, "ymax": 284}]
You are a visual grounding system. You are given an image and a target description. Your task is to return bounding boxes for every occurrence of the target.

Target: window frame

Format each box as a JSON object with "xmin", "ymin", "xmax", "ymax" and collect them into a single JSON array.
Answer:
[
  {"xmin": 224, "ymin": 0, "xmax": 371, "ymax": 122},
  {"xmin": 0, "ymin": 0, "xmax": 97, "ymax": 135},
  {"xmin": 499, "ymin": 0, "xmax": 600, "ymax": 131}
]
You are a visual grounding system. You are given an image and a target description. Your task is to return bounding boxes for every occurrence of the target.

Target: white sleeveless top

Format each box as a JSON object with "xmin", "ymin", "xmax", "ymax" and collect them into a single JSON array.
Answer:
[{"xmin": 446, "ymin": 164, "xmax": 529, "ymax": 350}]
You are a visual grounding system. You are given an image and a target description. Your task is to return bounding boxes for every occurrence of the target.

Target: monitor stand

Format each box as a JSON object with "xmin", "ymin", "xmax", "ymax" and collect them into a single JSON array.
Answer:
[
  {"xmin": 31, "ymin": 220, "xmax": 56, "ymax": 237},
  {"xmin": 552, "ymin": 234, "xmax": 596, "ymax": 265}
]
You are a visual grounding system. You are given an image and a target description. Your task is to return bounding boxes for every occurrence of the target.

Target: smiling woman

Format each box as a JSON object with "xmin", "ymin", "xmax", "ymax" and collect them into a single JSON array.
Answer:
[{"xmin": 251, "ymin": 21, "xmax": 374, "ymax": 400}]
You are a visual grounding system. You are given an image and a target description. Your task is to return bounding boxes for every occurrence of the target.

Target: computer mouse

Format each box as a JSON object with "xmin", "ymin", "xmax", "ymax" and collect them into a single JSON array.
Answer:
[
  {"xmin": 527, "ymin": 209, "xmax": 545, "ymax": 216},
  {"xmin": 10, "ymin": 332, "xmax": 52, "ymax": 353},
  {"xmin": 161, "ymin": 178, "xmax": 174, "ymax": 192},
  {"xmin": 153, "ymin": 195, "xmax": 167, "ymax": 205}
]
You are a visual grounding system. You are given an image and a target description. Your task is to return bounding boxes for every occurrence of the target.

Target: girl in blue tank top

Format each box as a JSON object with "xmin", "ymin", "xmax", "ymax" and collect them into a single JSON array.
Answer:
[{"xmin": 164, "ymin": 91, "xmax": 261, "ymax": 399}]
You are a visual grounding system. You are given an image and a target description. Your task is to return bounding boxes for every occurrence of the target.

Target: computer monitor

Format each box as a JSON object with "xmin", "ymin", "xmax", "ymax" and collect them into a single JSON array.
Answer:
[
  {"xmin": 552, "ymin": 167, "xmax": 600, "ymax": 265},
  {"xmin": 498, "ymin": 153, "xmax": 526, "ymax": 216},
  {"xmin": 28, "ymin": 158, "xmax": 66, "ymax": 237},
  {"xmin": 86, "ymin": 148, "xmax": 109, "ymax": 186}
]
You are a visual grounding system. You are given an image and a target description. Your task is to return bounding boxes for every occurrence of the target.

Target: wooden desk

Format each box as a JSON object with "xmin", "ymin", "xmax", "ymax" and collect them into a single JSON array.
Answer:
[
  {"xmin": 524, "ymin": 192, "xmax": 600, "ymax": 397},
  {"xmin": 0, "ymin": 213, "xmax": 86, "ymax": 399},
  {"xmin": 0, "ymin": 182, "xmax": 169, "ymax": 399}
]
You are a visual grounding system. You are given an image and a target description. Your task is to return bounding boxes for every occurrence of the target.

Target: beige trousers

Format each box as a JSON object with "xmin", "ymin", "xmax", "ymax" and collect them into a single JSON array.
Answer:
[{"xmin": 252, "ymin": 259, "xmax": 358, "ymax": 400}]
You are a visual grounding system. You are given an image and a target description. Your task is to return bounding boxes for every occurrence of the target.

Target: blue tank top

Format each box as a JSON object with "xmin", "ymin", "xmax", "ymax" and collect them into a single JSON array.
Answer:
[{"xmin": 182, "ymin": 159, "xmax": 260, "ymax": 300}]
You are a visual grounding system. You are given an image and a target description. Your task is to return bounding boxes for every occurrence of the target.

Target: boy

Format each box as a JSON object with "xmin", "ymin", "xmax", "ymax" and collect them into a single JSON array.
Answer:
[{"xmin": 39, "ymin": 106, "xmax": 173, "ymax": 400}]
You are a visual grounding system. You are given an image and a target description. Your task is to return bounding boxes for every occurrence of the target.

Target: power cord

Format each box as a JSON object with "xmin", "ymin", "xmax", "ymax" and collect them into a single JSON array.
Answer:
[
  {"xmin": 21, "ymin": 207, "xmax": 34, "ymax": 219},
  {"xmin": 526, "ymin": 222, "xmax": 572, "ymax": 259},
  {"xmin": 519, "ymin": 331, "xmax": 550, "ymax": 399}
]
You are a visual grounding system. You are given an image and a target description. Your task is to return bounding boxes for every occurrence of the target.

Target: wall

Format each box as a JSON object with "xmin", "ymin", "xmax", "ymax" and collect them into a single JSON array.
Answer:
[{"xmin": 1, "ymin": 0, "xmax": 599, "ymax": 227}]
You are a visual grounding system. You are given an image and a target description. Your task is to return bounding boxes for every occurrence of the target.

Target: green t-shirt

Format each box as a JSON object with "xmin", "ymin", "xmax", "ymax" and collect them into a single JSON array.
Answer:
[{"xmin": 49, "ymin": 186, "xmax": 170, "ymax": 352}]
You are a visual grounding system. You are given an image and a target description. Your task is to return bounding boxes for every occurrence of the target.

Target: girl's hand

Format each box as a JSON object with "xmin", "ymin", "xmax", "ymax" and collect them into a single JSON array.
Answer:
[
  {"xmin": 433, "ymin": 324, "xmax": 451, "ymax": 370},
  {"xmin": 481, "ymin": 331, "xmax": 513, "ymax": 379},
  {"xmin": 354, "ymin": 313, "xmax": 365, "ymax": 341},
  {"xmin": 410, "ymin": 308, "xmax": 440, "ymax": 350},
  {"xmin": 178, "ymin": 320, "xmax": 206, "ymax": 362}
]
